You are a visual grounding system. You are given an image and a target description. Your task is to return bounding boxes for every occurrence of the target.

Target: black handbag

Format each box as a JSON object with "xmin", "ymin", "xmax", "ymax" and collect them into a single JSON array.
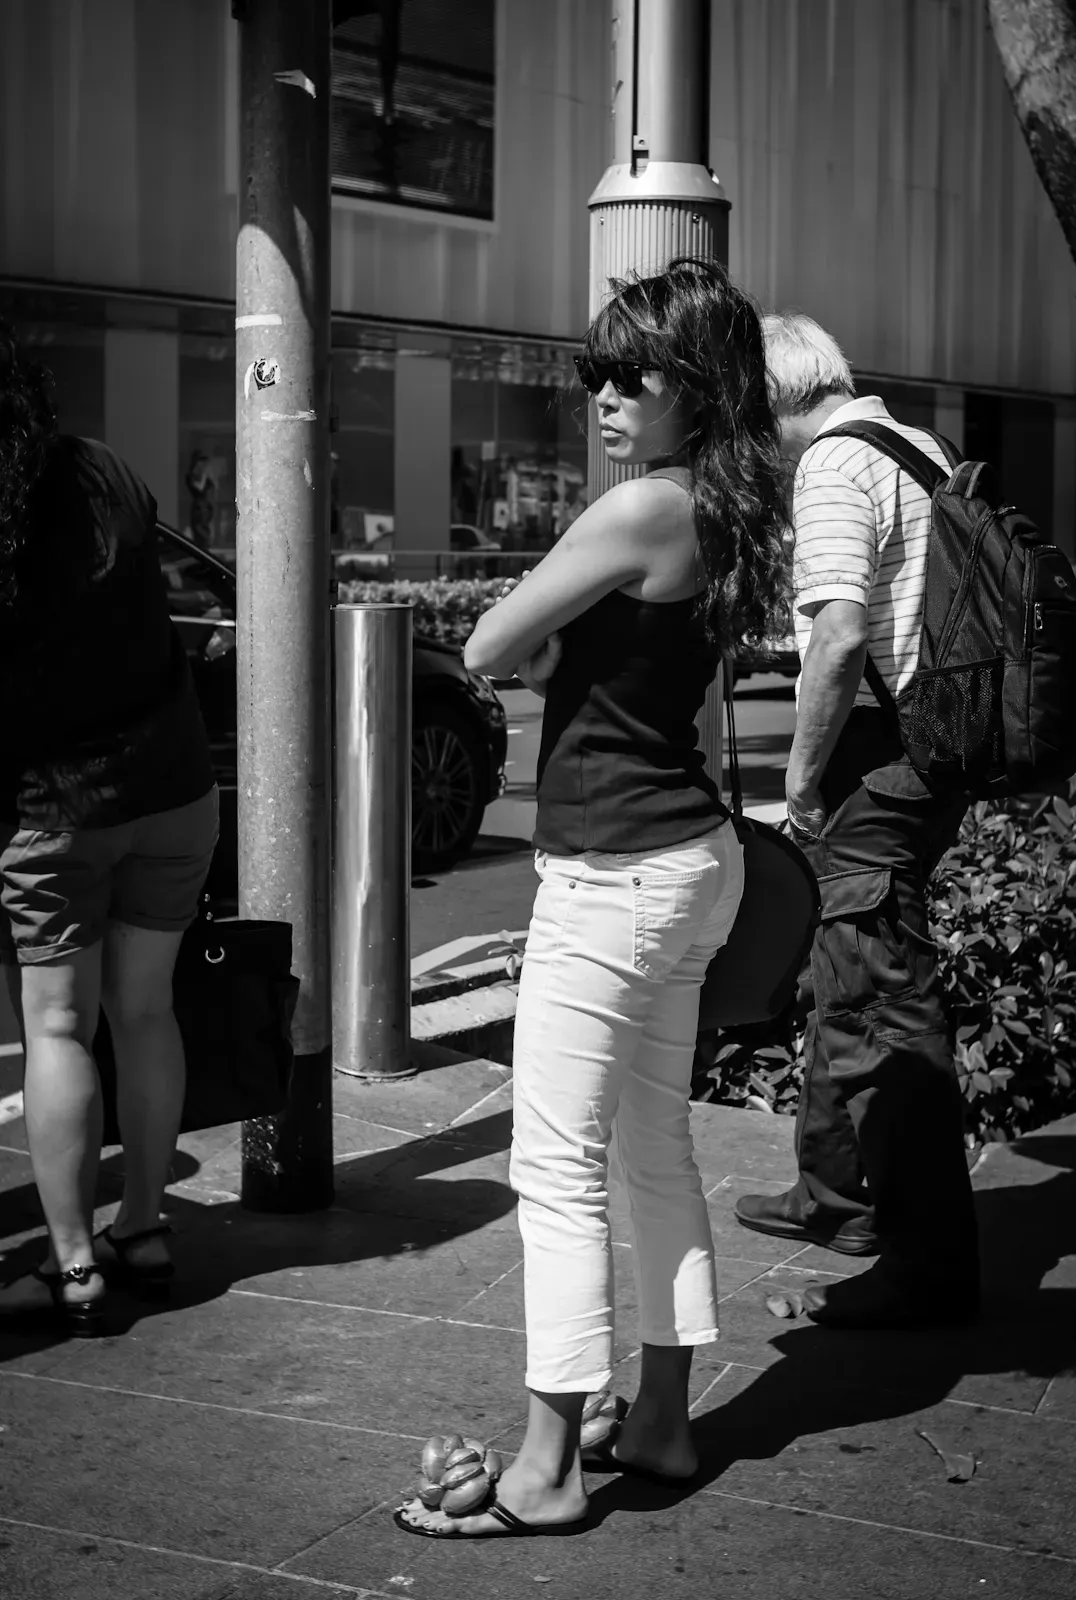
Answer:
[
  {"xmin": 697, "ymin": 668, "xmax": 821, "ymax": 1030},
  {"xmin": 97, "ymin": 901, "xmax": 299, "ymax": 1144}
]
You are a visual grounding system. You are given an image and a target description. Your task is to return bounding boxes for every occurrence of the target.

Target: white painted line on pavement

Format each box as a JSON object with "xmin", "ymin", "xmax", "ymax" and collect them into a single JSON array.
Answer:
[
  {"xmin": 0, "ymin": 1091, "xmax": 24, "ymax": 1127},
  {"xmin": 0, "ymin": 1042, "xmax": 23, "ymax": 1058}
]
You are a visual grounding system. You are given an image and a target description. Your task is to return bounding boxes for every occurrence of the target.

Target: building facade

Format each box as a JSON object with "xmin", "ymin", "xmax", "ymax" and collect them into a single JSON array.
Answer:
[{"xmin": 0, "ymin": 0, "xmax": 1073, "ymax": 558}]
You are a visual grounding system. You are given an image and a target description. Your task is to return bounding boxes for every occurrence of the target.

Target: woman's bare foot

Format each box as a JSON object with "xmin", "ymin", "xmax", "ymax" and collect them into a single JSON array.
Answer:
[
  {"xmin": 606, "ymin": 1397, "xmax": 698, "ymax": 1480},
  {"xmin": 396, "ymin": 1456, "xmax": 589, "ymax": 1537}
]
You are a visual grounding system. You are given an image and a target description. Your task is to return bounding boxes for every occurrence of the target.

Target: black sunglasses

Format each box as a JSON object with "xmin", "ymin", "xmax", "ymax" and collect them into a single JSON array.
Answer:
[{"xmin": 573, "ymin": 355, "xmax": 648, "ymax": 398}]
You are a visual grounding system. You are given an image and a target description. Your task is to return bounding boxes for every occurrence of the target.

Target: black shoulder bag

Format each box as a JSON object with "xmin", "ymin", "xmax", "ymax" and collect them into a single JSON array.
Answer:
[
  {"xmin": 697, "ymin": 667, "xmax": 820, "ymax": 1030},
  {"xmin": 96, "ymin": 899, "xmax": 299, "ymax": 1144}
]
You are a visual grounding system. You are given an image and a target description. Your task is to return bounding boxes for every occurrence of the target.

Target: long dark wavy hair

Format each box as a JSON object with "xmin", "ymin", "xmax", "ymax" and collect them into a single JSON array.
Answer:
[
  {"xmin": 582, "ymin": 257, "xmax": 791, "ymax": 652},
  {"xmin": 0, "ymin": 319, "xmax": 58, "ymax": 614}
]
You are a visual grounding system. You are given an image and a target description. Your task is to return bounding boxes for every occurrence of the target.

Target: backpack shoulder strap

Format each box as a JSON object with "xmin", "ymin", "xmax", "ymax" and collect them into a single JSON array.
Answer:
[
  {"xmin": 819, "ymin": 421, "xmax": 948, "ymax": 495},
  {"xmin": 921, "ymin": 429, "xmax": 963, "ymax": 470}
]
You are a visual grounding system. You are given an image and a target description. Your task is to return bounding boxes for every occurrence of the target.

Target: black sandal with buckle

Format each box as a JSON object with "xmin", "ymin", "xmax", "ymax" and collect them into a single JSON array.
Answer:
[
  {"xmin": 0, "ymin": 1264, "xmax": 108, "ymax": 1338},
  {"xmin": 95, "ymin": 1223, "xmax": 174, "ymax": 1298}
]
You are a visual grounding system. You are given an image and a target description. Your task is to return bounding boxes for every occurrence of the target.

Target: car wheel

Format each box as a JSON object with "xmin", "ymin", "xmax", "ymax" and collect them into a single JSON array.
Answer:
[{"xmin": 411, "ymin": 705, "xmax": 488, "ymax": 874}]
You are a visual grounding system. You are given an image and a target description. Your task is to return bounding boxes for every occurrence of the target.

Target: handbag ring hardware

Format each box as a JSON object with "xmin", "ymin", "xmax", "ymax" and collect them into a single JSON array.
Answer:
[{"xmin": 205, "ymin": 947, "xmax": 226, "ymax": 965}]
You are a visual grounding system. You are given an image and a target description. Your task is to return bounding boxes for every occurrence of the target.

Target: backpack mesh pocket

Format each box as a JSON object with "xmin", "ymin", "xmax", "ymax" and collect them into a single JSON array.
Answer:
[{"xmin": 900, "ymin": 658, "xmax": 1004, "ymax": 778}]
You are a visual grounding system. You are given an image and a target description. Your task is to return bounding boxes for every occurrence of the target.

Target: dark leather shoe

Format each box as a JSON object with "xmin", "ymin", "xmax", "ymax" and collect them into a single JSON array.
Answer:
[
  {"xmin": 735, "ymin": 1189, "xmax": 879, "ymax": 1256},
  {"xmin": 802, "ymin": 1264, "xmax": 980, "ymax": 1330}
]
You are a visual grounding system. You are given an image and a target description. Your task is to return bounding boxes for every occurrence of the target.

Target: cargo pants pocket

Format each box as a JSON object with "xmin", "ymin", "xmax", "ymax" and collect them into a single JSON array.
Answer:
[{"xmin": 813, "ymin": 866, "xmax": 918, "ymax": 1019}]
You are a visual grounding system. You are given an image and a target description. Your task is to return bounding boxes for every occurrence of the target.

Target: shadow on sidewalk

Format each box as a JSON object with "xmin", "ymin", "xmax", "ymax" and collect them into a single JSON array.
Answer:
[
  {"xmin": 0, "ymin": 1107, "xmax": 516, "ymax": 1362},
  {"xmin": 589, "ymin": 1137, "xmax": 1076, "ymax": 1524}
]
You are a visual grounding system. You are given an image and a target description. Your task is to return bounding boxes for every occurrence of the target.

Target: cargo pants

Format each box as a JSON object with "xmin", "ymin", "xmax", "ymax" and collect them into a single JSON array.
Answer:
[{"xmin": 788, "ymin": 708, "xmax": 980, "ymax": 1295}]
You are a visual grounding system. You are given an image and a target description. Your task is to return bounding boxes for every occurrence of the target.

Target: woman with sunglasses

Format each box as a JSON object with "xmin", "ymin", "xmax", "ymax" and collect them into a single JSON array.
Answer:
[{"xmin": 394, "ymin": 258, "xmax": 789, "ymax": 1540}]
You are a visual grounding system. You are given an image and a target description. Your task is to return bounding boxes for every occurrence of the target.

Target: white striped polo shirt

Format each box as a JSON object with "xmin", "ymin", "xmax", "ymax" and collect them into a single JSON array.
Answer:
[{"xmin": 792, "ymin": 395, "xmax": 950, "ymax": 709}]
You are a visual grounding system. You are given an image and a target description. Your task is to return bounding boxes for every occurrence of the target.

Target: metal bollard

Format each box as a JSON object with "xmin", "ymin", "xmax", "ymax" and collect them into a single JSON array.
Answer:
[{"xmin": 332, "ymin": 603, "xmax": 417, "ymax": 1080}]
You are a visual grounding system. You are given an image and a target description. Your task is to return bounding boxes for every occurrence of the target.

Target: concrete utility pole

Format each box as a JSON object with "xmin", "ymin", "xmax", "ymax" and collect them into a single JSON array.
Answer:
[
  {"xmin": 587, "ymin": 0, "xmax": 730, "ymax": 774},
  {"xmin": 233, "ymin": 0, "xmax": 334, "ymax": 1212}
]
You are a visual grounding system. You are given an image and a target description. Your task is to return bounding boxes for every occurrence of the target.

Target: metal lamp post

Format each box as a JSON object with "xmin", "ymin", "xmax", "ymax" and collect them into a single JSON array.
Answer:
[{"xmin": 233, "ymin": 0, "xmax": 334, "ymax": 1211}]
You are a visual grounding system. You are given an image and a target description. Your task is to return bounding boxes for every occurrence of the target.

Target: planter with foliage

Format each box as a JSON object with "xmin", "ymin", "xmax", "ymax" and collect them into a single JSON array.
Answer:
[
  {"xmin": 692, "ymin": 786, "xmax": 1076, "ymax": 1145},
  {"xmin": 338, "ymin": 578, "xmax": 500, "ymax": 652}
]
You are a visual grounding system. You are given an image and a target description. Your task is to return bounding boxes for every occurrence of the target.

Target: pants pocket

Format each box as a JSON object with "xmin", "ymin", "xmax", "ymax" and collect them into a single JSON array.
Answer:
[
  {"xmin": 813, "ymin": 866, "xmax": 916, "ymax": 1017},
  {"xmin": 630, "ymin": 869, "xmax": 714, "ymax": 981}
]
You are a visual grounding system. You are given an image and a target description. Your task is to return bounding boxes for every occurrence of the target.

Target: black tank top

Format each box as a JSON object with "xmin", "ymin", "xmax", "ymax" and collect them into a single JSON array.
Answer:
[{"xmin": 534, "ymin": 468, "xmax": 727, "ymax": 855}]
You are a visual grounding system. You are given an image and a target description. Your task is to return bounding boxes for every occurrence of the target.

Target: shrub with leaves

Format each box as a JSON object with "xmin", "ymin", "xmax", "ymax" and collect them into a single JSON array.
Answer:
[
  {"xmin": 338, "ymin": 578, "xmax": 501, "ymax": 652},
  {"xmin": 691, "ymin": 786, "xmax": 1076, "ymax": 1144},
  {"xmin": 932, "ymin": 789, "xmax": 1076, "ymax": 1143}
]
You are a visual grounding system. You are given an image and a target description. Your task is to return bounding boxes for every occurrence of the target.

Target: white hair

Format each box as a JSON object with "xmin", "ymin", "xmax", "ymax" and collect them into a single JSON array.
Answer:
[{"xmin": 761, "ymin": 312, "xmax": 855, "ymax": 415}]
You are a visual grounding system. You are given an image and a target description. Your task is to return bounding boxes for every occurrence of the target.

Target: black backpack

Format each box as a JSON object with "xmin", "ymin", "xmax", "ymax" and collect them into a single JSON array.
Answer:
[{"xmin": 823, "ymin": 421, "xmax": 1076, "ymax": 798}]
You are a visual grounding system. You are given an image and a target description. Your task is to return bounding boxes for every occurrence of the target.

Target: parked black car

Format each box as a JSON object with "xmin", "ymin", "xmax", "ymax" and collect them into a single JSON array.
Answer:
[{"xmin": 157, "ymin": 525, "xmax": 508, "ymax": 883}]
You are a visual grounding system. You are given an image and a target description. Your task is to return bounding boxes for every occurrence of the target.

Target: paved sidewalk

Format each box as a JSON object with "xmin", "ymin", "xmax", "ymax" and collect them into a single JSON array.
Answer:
[{"xmin": 0, "ymin": 1045, "xmax": 1073, "ymax": 1599}]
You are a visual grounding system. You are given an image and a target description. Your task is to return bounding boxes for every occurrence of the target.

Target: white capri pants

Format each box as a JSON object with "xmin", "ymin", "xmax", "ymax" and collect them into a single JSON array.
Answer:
[{"xmin": 510, "ymin": 819, "xmax": 744, "ymax": 1394}]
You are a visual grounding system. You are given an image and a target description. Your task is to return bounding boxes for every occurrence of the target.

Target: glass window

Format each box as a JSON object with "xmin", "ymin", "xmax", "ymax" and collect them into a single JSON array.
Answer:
[
  {"xmin": 179, "ymin": 334, "xmax": 236, "ymax": 553},
  {"xmin": 450, "ymin": 340, "xmax": 588, "ymax": 559},
  {"xmin": 332, "ymin": 0, "xmax": 495, "ymax": 221},
  {"xmin": 332, "ymin": 335, "xmax": 396, "ymax": 552},
  {"xmin": 966, "ymin": 392, "xmax": 1055, "ymax": 535}
]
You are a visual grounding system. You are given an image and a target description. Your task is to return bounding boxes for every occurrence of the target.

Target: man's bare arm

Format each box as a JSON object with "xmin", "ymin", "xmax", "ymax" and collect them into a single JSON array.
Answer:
[{"xmin": 786, "ymin": 598, "xmax": 868, "ymax": 834}]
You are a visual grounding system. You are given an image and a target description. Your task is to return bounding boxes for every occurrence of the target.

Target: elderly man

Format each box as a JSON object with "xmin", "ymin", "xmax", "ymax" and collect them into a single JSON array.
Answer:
[{"xmin": 735, "ymin": 314, "xmax": 979, "ymax": 1329}]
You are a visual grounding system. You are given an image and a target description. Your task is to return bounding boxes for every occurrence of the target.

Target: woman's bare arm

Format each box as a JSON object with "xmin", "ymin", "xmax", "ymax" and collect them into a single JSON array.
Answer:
[{"xmin": 462, "ymin": 476, "xmax": 686, "ymax": 679}]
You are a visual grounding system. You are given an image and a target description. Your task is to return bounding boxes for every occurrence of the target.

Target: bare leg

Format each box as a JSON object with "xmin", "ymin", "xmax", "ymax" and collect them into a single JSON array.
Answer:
[
  {"xmin": 2, "ymin": 958, "xmax": 24, "ymax": 1046},
  {"xmin": 613, "ymin": 1344, "xmax": 698, "ymax": 1477},
  {"xmin": 100, "ymin": 924, "xmax": 186, "ymax": 1268},
  {"xmin": 14, "ymin": 947, "xmax": 104, "ymax": 1309}
]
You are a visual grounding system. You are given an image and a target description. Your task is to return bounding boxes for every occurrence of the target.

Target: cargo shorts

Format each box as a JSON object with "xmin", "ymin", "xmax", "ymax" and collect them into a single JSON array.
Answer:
[{"xmin": 0, "ymin": 787, "xmax": 219, "ymax": 966}]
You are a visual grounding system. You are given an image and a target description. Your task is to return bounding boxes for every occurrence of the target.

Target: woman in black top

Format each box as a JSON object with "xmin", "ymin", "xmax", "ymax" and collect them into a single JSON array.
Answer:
[
  {"xmin": 394, "ymin": 261, "xmax": 789, "ymax": 1540},
  {"xmin": 0, "ymin": 324, "xmax": 217, "ymax": 1334}
]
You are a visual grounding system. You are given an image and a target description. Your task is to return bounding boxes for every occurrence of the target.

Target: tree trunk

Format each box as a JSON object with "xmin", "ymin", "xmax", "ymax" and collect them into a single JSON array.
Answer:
[{"xmin": 987, "ymin": 0, "xmax": 1076, "ymax": 266}]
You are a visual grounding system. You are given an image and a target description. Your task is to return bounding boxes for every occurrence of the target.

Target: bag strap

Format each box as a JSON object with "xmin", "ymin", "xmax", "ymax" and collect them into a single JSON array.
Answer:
[
  {"xmin": 922, "ymin": 428, "xmax": 963, "ymax": 470},
  {"xmin": 862, "ymin": 652, "xmax": 902, "ymax": 733},
  {"xmin": 722, "ymin": 660, "xmax": 744, "ymax": 818},
  {"xmin": 820, "ymin": 421, "xmax": 949, "ymax": 496}
]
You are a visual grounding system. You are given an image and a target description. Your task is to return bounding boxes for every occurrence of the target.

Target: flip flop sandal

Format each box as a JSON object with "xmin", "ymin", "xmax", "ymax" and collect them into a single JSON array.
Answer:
[
  {"xmin": 95, "ymin": 1224, "xmax": 174, "ymax": 1299},
  {"xmin": 394, "ymin": 1491, "xmax": 585, "ymax": 1540}
]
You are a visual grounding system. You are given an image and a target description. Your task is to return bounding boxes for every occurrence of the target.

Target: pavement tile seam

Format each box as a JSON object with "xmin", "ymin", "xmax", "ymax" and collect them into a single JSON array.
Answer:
[
  {"xmin": 271, "ymin": 1512, "xmax": 413, "ymax": 1588},
  {"xmin": 717, "ymin": 1359, "xmax": 1052, "ymax": 1420},
  {"xmin": 438, "ymin": 1314, "xmax": 525, "ymax": 1335},
  {"xmin": 447, "ymin": 1256, "xmax": 525, "ymax": 1316},
  {"xmin": 1036, "ymin": 1375, "xmax": 1059, "ymax": 1415},
  {"xmin": 697, "ymin": 1488, "xmax": 1076, "ymax": 1567},
  {"xmin": 0, "ymin": 1515, "xmax": 396, "ymax": 1597},
  {"xmin": 229, "ymin": 1287, "xmax": 436, "ymax": 1324},
  {"xmin": 331, "ymin": 1112, "xmax": 431, "ymax": 1139},
  {"xmin": 688, "ymin": 1360, "xmax": 735, "ymax": 1415},
  {"xmin": 717, "ymin": 1262, "xmax": 814, "ymax": 1302},
  {"xmin": 446, "ymin": 1081, "xmax": 513, "ymax": 1129},
  {"xmin": 224, "ymin": 1285, "xmax": 528, "ymax": 1335},
  {"xmin": 0, "ymin": 1369, "xmax": 430, "ymax": 1444}
]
